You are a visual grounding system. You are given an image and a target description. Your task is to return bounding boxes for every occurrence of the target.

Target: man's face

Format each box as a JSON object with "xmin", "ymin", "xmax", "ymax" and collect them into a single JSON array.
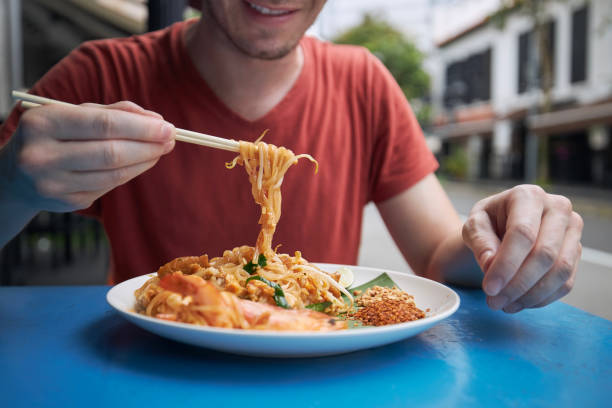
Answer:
[{"xmin": 202, "ymin": 0, "xmax": 327, "ymax": 59}]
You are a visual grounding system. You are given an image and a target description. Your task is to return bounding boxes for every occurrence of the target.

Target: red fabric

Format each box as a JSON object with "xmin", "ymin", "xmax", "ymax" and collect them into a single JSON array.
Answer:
[{"xmin": 1, "ymin": 21, "xmax": 438, "ymax": 283}]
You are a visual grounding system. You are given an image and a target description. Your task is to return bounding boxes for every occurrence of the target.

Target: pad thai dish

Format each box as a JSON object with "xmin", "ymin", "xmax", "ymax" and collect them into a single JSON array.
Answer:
[{"xmin": 134, "ymin": 131, "xmax": 424, "ymax": 331}]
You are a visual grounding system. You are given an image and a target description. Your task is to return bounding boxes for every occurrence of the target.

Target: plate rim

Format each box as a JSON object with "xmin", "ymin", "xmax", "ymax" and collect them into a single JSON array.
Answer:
[{"xmin": 106, "ymin": 264, "xmax": 460, "ymax": 338}]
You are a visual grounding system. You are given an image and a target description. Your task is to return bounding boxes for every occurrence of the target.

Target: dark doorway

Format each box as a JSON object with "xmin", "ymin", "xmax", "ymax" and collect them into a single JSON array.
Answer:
[
  {"xmin": 592, "ymin": 126, "xmax": 612, "ymax": 188},
  {"xmin": 479, "ymin": 136, "xmax": 492, "ymax": 179},
  {"xmin": 511, "ymin": 120, "xmax": 527, "ymax": 180},
  {"xmin": 548, "ymin": 131, "xmax": 591, "ymax": 183}
]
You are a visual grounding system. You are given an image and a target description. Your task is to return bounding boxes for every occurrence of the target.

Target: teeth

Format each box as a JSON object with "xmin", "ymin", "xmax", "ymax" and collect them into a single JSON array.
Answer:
[{"xmin": 247, "ymin": 1, "xmax": 291, "ymax": 16}]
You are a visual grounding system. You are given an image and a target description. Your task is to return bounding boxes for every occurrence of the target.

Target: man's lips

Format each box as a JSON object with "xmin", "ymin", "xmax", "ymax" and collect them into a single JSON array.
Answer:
[{"xmin": 243, "ymin": 0, "xmax": 299, "ymax": 17}]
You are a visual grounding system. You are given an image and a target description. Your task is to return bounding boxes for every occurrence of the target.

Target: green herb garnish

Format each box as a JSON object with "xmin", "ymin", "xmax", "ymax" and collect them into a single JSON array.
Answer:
[
  {"xmin": 243, "ymin": 254, "xmax": 267, "ymax": 274},
  {"xmin": 305, "ymin": 301, "xmax": 332, "ymax": 312},
  {"xmin": 245, "ymin": 275, "xmax": 289, "ymax": 309},
  {"xmin": 348, "ymin": 272, "xmax": 396, "ymax": 293},
  {"xmin": 257, "ymin": 254, "xmax": 267, "ymax": 267},
  {"xmin": 243, "ymin": 262, "xmax": 257, "ymax": 274}
]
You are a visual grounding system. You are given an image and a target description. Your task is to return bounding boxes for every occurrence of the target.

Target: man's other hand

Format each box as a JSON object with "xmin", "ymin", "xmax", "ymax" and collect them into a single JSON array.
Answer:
[{"xmin": 462, "ymin": 185, "xmax": 584, "ymax": 313}]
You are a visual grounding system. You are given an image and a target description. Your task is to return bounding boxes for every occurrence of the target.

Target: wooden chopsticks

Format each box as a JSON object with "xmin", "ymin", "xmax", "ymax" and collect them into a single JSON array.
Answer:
[{"xmin": 11, "ymin": 91, "xmax": 240, "ymax": 153}]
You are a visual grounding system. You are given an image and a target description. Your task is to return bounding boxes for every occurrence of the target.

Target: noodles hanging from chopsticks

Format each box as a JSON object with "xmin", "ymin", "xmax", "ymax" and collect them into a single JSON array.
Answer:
[{"xmin": 135, "ymin": 131, "xmax": 352, "ymax": 329}]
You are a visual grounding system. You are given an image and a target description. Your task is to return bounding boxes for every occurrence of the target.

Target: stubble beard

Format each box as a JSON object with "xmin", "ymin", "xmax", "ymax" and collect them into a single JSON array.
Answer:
[{"xmin": 202, "ymin": 1, "xmax": 301, "ymax": 60}]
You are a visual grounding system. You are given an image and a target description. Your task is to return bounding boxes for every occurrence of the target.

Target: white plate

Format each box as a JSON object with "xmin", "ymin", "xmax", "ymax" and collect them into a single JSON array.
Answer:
[{"xmin": 106, "ymin": 264, "xmax": 460, "ymax": 357}]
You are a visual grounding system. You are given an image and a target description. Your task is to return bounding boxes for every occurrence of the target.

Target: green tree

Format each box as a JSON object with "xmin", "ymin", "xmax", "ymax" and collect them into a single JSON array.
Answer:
[
  {"xmin": 334, "ymin": 15, "xmax": 431, "ymax": 126},
  {"xmin": 441, "ymin": 147, "xmax": 468, "ymax": 180}
]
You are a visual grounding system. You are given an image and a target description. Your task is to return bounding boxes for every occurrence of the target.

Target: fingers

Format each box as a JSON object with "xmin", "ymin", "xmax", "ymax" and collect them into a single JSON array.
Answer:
[
  {"xmin": 502, "ymin": 213, "xmax": 583, "ymax": 313},
  {"xmin": 35, "ymin": 104, "xmax": 174, "ymax": 143},
  {"xmin": 34, "ymin": 158, "xmax": 161, "ymax": 199},
  {"xmin": 531, "ymin": 274, "xmax": 575, "ymax": 308},
  {"xmin": 487, "ymin": 195, "xmax": 572, "ymax": 310},
  {"xmin": 482, "ymin": 185, "xmax": 545, "ymax": 297},
  {"xmin": 14, "ymin": 101, "xmax": 176, "ymax": 212},
  {"xmin": 462, "ymin": 185, "xmax": 582, "ymax": 314},
  {"xmin": 48, "ymin": 138, "xmax": 174, "ymax": 171},
  {"xmin": 71, "ymin": 159, "xmax": 161, "ymax": 193},
  {"xmin": 462, "ymin": 202, "xmax": 501, "ymax": 273},
  {"xmin": 82, "ymin": 101, "xmax": 163, "ymax": 119}
]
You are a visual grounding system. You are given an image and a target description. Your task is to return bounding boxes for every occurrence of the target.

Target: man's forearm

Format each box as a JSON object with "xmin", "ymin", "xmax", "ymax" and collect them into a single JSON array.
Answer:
[{"xmin": 425, "ymin": 231, "xmax": 484, "ymax": 287}]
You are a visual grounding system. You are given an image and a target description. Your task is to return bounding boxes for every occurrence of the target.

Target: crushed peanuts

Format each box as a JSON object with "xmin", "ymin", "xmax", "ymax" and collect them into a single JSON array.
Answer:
[{"xmin": 350, "ymin": 286, "xmax": 425, "ymax": 326}]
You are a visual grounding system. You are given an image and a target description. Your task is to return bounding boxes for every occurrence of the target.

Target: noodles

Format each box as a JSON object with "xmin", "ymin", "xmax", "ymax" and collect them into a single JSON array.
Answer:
[{"xmin": 134, "ymin": 132, "xmax": 352, "ymax": 330}]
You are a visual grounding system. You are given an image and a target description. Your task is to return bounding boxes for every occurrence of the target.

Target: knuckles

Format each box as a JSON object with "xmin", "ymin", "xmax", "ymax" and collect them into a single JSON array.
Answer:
[
  {"xmin": 19, "ymin": 109, "xmax": 55, "ymax": 138},
  {"xmin": 102, "ymin": 141, "xmax": 121, "ymax": 168},
  {"xmin": 112, "ymin": 100, "xmax": 141, "ymax": 111},
  {"xmin": 561, "ymin": 278, "xmax": 575, "ymax": 295},
  {"xmin": 461, "ymin": 217, "xmax": 476, "ymax": 241},
  {"xmin": 548, "ymin": 194, "xmax": 573, "ymax": 214},
  {"xmin": 18, "ymin": 145, "xmax": 51, "ymax": 172},
  {"xmin": 91, "ymin": 110, "xmax": 114, "ymax": 138},
  {"xmin": 510, "ymin": 184, "xmax": 546, "ymax": 201},
  {"xmin": 508, "ymin": 223, "xmax": 538, "ymax": 247},
  {"xmin": 571, "ymin": 211, "xmax": 584, "ymax": 230},
  {"xmin": 462, "ymin": 211, "xmax": 488, "ymax": 241},
  {"xmin": 510, "ymin": 277, "xmax": 533, "ymax": 298},
  {"xmin": 532, "ymin": 243, "xmax": 558, "ymax": 269},
  {"xmin": 553, "ymin": 257, "xmax": 574, "ymax": 283}
]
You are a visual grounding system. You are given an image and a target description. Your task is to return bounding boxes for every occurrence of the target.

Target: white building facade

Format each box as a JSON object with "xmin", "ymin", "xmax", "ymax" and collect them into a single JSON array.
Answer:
[{"xmin": 429, "ymin": 0, "xmax": 612, "ymax": 187}]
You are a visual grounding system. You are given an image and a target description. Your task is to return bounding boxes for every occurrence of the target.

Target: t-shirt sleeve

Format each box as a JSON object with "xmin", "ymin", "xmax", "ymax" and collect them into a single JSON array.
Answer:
[
  {"xmin": 0, "ymin": 42, "xmax": 107, "ymax": 217},
  {"xmin": 364, "ymin": 51, "xmax": 439, "ymax": 203}
]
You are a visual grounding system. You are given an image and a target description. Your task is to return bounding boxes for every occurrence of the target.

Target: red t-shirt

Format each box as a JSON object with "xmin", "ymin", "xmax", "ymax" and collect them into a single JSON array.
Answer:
[{"xmin": 1, "ymin": 21, "xmax": 437, "ymax": 283}]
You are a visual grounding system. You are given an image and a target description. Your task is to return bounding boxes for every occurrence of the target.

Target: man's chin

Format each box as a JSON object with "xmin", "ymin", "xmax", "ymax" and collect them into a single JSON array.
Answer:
[
  {"xmin": 236, "ymin": 40, "xmax": 299, "ymax": 60},
  {"xmin": 250, "ymin": 48, "xmax": 294, "ymax": 60}
]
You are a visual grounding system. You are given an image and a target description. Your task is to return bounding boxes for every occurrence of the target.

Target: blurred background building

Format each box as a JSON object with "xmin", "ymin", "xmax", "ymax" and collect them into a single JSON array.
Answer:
[
  {"xmin": 1, "ymin": 0, "xmax": 611, "ymax": 320},
  {"xmin": 429, "ymin": 0, "xmax": 612, "ymax": 188}
]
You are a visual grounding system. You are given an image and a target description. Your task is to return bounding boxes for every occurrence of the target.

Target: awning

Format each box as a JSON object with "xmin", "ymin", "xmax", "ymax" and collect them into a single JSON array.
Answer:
[
  {"xmin": 432, "ymin": 118, "xmax": 495, "ymax": 139},
  {"xmin": 528, "ymin": 102, "xmax": 612, "ymax": 135}
]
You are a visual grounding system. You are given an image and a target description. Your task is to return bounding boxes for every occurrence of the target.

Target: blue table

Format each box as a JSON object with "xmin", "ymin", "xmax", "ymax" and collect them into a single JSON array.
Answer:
[{"xmin": 0, "ymin": 286, "xmax": 610, "ymax": 408}]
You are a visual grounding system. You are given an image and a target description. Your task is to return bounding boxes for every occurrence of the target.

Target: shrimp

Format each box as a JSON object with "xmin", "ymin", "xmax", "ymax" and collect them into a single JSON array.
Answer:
[
  {"xmin": 159, "ymin": 272, "xmax": 347, "ymax": 331},
  {"xmin": 156, "ymin": 255, "xmax": 209, "ymax": 278}
]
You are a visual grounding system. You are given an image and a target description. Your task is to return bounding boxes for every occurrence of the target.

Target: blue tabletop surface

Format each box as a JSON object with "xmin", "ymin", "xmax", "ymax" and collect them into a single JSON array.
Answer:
[{"xmin": 0, "ymin": 285, "xmax": 610, "ymax": 408}]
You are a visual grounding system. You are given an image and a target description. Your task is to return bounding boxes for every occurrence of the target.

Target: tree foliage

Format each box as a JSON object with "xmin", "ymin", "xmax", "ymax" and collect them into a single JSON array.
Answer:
[{"xmin": 334, "ymin": 15, "xmax": 431, "ymax": 123}]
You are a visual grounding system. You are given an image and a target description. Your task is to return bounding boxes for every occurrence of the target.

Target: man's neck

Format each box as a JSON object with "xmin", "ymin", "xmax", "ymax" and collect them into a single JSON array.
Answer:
[{"xmin": 184, "ymin": 18, "xmax": 304, "ymax": 122}]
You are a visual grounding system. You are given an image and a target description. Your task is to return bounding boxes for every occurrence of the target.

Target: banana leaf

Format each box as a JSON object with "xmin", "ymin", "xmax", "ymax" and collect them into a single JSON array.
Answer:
[{"xmin": 306, "ymin": 272, "xmax": 398, "ymax": 328}]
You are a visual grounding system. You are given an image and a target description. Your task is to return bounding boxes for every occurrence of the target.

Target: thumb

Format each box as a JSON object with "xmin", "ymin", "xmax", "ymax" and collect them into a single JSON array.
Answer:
[{"xmin": 462, "ymin": 209, "xmax": 501, "ymax": 274}]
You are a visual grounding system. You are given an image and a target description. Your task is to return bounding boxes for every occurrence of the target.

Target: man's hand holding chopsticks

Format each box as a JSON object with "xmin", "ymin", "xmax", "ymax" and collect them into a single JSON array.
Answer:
[{"xmin": 0, "ymin": 101, "xmax": 175, "ymax": 246}]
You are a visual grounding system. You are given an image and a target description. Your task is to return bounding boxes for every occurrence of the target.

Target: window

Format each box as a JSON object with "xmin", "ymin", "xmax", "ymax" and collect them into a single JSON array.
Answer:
[
  {"xmin": 518, "ymin": 30, "xmax": 532, "ymax": 94},
  {"xmin": 443, "ymin": 48, "xmax": 492, "ymax": 108},
  {"xmin": 469, "ymin": 49, "xmax": 492, "ymax": 102},
  {"xmin": 571, "ymin": 6, "xmax": 589, "ymax": 83},
  {"xmin": 517, "ymin": 20, "xmax": 556, "ymax": 94},
  {"xmin": 546, "ymin": 20, "xmax": 557, "ymax": 89}
]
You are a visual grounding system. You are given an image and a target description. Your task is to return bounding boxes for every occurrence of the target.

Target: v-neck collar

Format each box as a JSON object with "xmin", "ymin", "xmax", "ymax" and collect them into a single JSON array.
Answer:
[{"xmin": 171, "ymin": 20, "xmax": 313, "ymax": 128}]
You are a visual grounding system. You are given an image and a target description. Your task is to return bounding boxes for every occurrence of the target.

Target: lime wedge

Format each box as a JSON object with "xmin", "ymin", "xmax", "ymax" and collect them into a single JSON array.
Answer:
[{"xmin": 337, "ymin": 267, "xmax": 354, "ymax": 288}]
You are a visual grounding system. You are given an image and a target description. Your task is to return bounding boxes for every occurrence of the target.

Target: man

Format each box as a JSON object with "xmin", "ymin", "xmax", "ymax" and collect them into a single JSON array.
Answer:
[{"xmin": 0, "ymin": 0, "xmax": 582, "ymax": 314}]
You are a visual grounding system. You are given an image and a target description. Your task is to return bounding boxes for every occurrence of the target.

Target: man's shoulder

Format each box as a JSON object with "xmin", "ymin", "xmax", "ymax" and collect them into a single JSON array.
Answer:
[
  {"xmin": 70, "ymin": 21, "xmax": 181, "ymax": 65},
  {"xmin": 24, "ymin": 21, "xmax": 187, "ymax": 107}
]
